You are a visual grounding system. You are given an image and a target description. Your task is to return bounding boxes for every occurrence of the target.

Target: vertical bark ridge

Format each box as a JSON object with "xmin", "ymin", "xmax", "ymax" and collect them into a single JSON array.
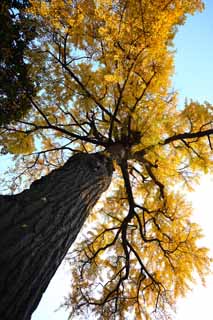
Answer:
[{"xmin": 0, "ymin": 152, "xmax": 113, "ymax": 320}]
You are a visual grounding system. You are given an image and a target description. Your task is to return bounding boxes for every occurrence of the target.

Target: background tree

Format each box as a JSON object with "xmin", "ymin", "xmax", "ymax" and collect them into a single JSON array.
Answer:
[
  {"xmin": 0, "ymin": 0, "xmax": 213, "ymax": 320},
  {"xmin": 0, "ymin": 0, "xmax": 36, "ymax": 125}
]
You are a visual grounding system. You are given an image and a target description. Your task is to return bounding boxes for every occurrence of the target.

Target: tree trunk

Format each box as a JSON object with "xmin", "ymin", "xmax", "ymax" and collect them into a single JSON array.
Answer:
[{"xmin": 0, "ymin": 152, "xmax": 113, "ymax": 320}]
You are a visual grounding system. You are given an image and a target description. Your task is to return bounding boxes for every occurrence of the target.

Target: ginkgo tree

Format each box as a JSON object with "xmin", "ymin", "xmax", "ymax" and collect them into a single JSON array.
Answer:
[{"xmin": 0, "ymin": 0, "xmax": 213, "ymax": 319}]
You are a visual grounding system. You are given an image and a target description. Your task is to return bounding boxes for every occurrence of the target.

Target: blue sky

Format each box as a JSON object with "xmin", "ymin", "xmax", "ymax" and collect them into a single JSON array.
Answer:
[
  {"xmin": 173, "ymin": 0, "xmax": 213, "ymax": 106},
  {"xmin": 172, "ymin": 2, "xmax": 213, "ymax": 317}
]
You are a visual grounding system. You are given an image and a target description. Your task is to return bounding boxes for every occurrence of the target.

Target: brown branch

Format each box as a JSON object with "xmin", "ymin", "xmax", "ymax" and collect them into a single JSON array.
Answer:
[
  {"xmin": 126, "ymin": 239, "xmax": 161, "ymax": 288},
  {"xmin": 180, "ymin": 139, "xmax": 203, "ymax": 159},
  {"xmin": 145, "ymin": 165, "xmax": 165, "ymax": 198},
  {"xmin": 7, "ymin": 120, "xmax": 108, "ymax": 147},
  {"xmin": 46, "ymin": 49, "xmax": 117, "ymax": 122},
  {"xmin": 207, "ymin": 135, "xmax": 213, "ymax": 150},
  {"xmin": 57, "ymin": 104, "xmax": 90, "ymax": 135},
  {"xmin": 86, "ymin": 229, "xmax": 121, "ymax": 261},
  {"xmin": 162, "ymin": 0, "xmax": 175, "ymax": 11},
  {"xmin": 131, "ymin": 70, "xmax": 156, "ymax": 112},
  {"xmin": 120, "ymin": 160, "xmax": 135, "ymax": 209},
  {"xmin": 30, "ymin": 98, "xmax": 52, "ymax": 127},
  {"xmin": 163, "ymin": 128, "xmax": 213, "ymax": 145},
  {"xmin": 108, "ymin": 52, "xmax": 142, "ymax": 141}
]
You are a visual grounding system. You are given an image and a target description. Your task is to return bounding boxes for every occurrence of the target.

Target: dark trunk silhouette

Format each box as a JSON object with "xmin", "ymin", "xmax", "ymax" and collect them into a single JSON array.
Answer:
[{"xmin": 0, "ymin": 152, "xmax": 113, "ymax": 320}]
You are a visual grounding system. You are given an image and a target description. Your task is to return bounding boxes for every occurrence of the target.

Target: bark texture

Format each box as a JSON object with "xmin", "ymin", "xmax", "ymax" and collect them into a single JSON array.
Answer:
[{"xmin": 0, "ymin": 152, "xmax": 113, "ymax": 320}]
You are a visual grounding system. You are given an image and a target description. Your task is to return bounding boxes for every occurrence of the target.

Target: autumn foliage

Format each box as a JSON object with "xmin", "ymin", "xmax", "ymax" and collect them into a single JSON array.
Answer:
[{"xmin": 1, "ymin": 0, "xmax": 213, "ymax": 319}]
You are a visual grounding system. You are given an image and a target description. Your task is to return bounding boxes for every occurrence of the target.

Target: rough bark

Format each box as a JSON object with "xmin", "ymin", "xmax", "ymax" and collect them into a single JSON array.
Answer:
[{"xmin": 0, "ymin": 152, "xmax": 113, "ymax": 320}]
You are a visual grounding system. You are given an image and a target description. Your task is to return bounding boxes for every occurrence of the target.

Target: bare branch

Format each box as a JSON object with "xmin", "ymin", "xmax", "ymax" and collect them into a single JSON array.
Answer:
[{"xmin": 163, "ymin": 128, "xmax": 213, "ymax": 145}]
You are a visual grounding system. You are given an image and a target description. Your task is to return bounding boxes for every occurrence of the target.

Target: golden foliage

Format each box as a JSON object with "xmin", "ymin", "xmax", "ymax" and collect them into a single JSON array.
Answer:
[
  {"xmin": 1, "ymin": 131, "xmax": 35, "ymax": 155},
  {"xmin": 2, "ymin": 0, "xmax": 212, "ymax": 319}
]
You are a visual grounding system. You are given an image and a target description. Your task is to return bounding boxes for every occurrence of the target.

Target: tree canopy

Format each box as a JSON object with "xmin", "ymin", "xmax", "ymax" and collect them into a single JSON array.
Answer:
[
  {"xmin": 0, "ymin": 0, "xmax": 36, "ymax": 125},
  {"xmin": 1, "ymin": 0, "xmax": 213, "ymax": 319}
]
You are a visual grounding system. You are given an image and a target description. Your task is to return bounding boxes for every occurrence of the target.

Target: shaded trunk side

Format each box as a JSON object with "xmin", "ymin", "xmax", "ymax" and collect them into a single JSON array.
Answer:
[{"xmin": 0, "ymin": 152, "xmax": 113, "ymax": 320}]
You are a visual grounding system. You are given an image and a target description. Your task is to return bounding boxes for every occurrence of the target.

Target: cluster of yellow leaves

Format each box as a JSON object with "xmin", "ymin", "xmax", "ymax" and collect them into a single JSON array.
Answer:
[
  {"xmin": 28, "ymin": 0, "xmax": 203, "ymax": 132},
  {"xmin": 69, "ymin": 180, "xmax": 211, "ymax": 319},
  {"xmin": 1, "ymin": 132, "xmax": 35, "ymax": 155},
  {"xmin": 27, "ymin": 0, "xmax": 209, "ymax": 159}
]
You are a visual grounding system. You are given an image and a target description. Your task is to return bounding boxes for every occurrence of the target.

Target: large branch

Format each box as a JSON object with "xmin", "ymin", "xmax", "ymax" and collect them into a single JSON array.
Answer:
[
  {"xmin": 8, "ymin": 116, "xmax": 108, "ymax": 148},
  {"xmin": 163, "ymin": 128, "xmax": 213, "ymax": 145},
  {"xmin": 133, "ymin": 128, "xmax": 213, "ymax": 160}
]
